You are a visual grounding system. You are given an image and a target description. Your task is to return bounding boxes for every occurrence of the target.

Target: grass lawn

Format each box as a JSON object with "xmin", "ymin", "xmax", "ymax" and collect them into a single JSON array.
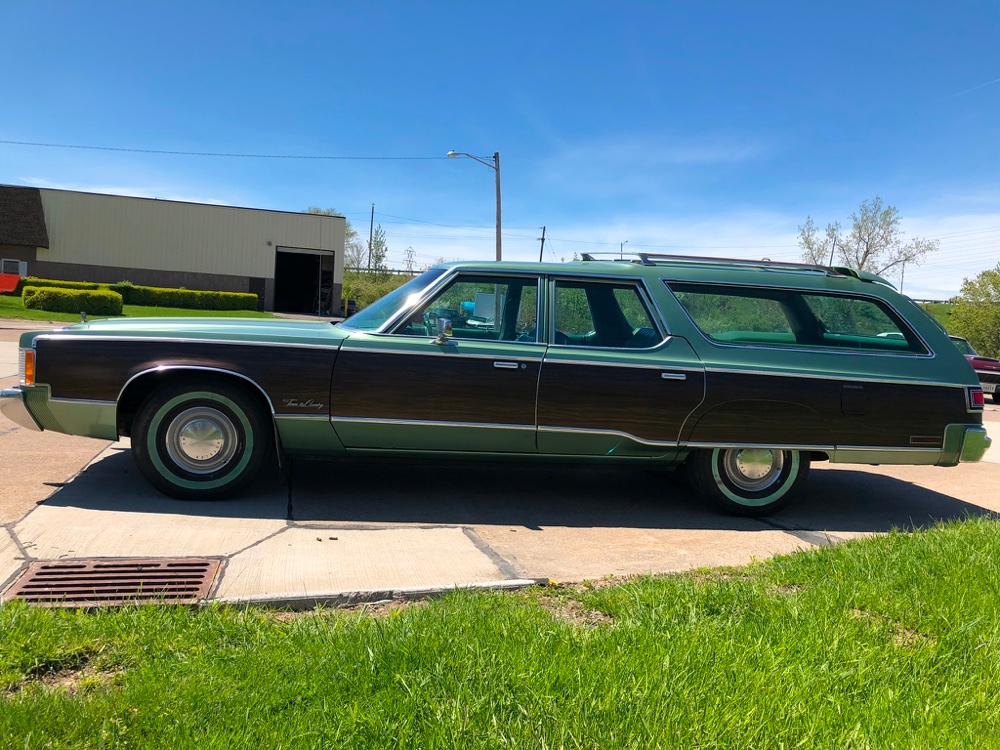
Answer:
[
  {"xmin": 0, "ymin": 294, "xmax": 274, "ymax": 322},
  {"xmin": 3, "ymin": 519, "xmax": 1000, "ymax": 748}
]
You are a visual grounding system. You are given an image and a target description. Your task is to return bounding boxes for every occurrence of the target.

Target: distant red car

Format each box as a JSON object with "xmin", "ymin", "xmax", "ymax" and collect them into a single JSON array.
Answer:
[
  {"xmin": 0, "ymin": 273, "xmax": 20, "ymax": 294},
  {"xmin": 951, "ymin": 335, "xmax": 1000, "ymax": 403}
]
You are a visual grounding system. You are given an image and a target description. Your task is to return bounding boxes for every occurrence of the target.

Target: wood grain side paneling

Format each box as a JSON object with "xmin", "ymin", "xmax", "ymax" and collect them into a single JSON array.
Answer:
[
  {"xmin": 34, "ymin": 338, "xmax": 336, "ymax": 414},
  {"xmin": 330, "ymin": 350, "xmax": 540, "ymax": 425},
  {"xmin": 537, "ymin": 362, "xmax": 705, "ymax": 443}
]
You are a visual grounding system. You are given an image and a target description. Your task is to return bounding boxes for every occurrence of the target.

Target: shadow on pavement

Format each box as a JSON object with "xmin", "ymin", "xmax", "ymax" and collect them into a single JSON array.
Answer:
[{"xmin": 40, "ymin": 447, "xmax": 997, "ymax": 533}]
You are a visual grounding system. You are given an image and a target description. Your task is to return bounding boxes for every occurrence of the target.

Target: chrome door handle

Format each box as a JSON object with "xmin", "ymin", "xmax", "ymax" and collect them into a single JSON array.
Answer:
[
  {"xmin": 493, "ymin": 361, "xmax": 522, "ymax": 370},
  {"xmin": 660, "ymin": 372, "xmax": 687, "ymax": 380}
]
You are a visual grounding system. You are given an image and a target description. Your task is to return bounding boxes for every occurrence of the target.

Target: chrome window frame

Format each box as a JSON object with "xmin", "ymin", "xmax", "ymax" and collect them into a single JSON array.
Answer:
[
  {"xmin": 382, "ymin": 269, "xmax": 546, "ymax": 345},
  {"xmin": 546, "ymin": 274, "xmax": 670, "ymax": 352},
  {"xmin": 660, "ymin": 278, "xmax": 935, "ymax": 360}
]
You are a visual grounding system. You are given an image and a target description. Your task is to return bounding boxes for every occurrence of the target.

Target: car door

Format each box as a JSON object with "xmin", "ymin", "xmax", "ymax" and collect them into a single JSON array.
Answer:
[
  {"xmin": 330, "ymin": 272, "xmax": 544, "ymax": 452},
  {"xmin": 536, "ymin": 276, "xmax": 706, "ymax": 455}
]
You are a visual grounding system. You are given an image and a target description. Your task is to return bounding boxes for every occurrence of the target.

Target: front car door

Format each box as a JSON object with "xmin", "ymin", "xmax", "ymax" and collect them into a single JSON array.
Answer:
[
  {"xmin": 536, "ymin": 275, "xmax": 706, "ymax": 456},
  {"xmin": 331, "ymin": 272, "xmax": 544, "ymax": 452}
]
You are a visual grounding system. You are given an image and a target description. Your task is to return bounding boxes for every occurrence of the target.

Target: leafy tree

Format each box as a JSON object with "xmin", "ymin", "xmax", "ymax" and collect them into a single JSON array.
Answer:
[
  {"xmin": 306, "ymin": 207, "xmax": 366, "ymax": 269},
  {"xmin": 369, "ymin": 224, "xmax": 389, "ymax": 275},
  {"xmin": 799, "ymin": 197, "xmax": 938, "ymax": 277},
  {"xmin": 950, "ymin": 264, "xmax": 1000, "ymax": 358}
]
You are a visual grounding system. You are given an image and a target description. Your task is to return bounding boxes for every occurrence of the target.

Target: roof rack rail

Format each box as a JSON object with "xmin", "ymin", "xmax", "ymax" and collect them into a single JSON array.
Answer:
[{"xmin": 579, "ymin": 251, "xmax": 850, "ymax": 277}]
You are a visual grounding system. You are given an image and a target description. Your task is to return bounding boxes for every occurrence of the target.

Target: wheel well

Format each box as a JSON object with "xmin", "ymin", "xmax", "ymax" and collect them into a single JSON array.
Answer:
[{"xmin": 116, "ymin": 369, "xmax": 274, "ymax": 438}]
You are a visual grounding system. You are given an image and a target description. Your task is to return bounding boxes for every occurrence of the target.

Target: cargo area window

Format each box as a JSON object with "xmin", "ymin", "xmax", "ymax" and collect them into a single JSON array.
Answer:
[
  {"xmin": 666, "ymin": 282, "xmax": 927, "ymax": 354},
  {"xmin": 553, "ymin": 280, "xmax": 660, "ymax": 348}
]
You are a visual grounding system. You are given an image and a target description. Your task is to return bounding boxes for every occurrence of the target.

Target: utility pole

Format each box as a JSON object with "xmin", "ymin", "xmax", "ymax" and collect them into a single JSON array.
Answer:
[
  {"xmin": 537, "ymin": 225, "xmax": 547, "ymax": 262},
  {"xmin": 827, "ymin": 235, "xmax": 838, "ymax": 267},
  {"xmin": 404, "ymin": 246, "xmax": 415, "ymax": 274},
  {"xmin": 493, "ymin": 152, "xmax": 502, "ymax": 262},
  {"xmin": 900, "ymin": 260, "xmax": 906, "ymax": 293},
  {"xmin": 367, "ymin": 202, "xmax": 375, "ymax": 272},
  {"xmin": 620, "ymin": 240, "xmax": 628, "ymax": 259}
]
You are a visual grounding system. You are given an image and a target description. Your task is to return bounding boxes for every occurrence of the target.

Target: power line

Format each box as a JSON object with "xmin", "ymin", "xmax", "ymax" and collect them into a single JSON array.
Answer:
[{"xmin": 0, "ymin": 139, "xmax": 448, "ymax": 160}]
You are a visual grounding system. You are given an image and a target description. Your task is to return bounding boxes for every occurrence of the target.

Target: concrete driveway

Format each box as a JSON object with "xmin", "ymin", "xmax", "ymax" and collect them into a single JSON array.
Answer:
[{"xmin": 2, "ymin": 328, "xmax": 998, "ymax": 606}]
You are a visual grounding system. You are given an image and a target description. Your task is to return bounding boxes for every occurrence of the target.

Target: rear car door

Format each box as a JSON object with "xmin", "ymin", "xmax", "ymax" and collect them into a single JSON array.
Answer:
[
  {"xmin": 331, "ymin": 273, "xmax": 543, "ymax": 452},
  {"xmin": 536, "ymin": 276, "xmax": 705, "ymax": 455}
]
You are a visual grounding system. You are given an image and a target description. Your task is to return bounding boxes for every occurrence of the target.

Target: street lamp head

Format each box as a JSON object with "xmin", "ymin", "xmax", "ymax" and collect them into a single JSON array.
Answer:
[{"xmin": 447, "ymin": 150, "xmax": 458, "ymax": 158}]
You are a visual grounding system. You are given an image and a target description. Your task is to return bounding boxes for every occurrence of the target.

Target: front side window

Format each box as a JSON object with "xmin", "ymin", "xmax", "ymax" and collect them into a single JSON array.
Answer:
[
  {"xmin": 667, "ymin": 281, "xmax": 926, "ymax": 354},
  {"xmin": 553, "ymin": 280, "xmax": 660, "ymax": 348},
  {"xmin": 394, "ymin": 275, "xmax": 538, "ymax": 342},
  {"xmin": 339, "ymin": 269, "xmax": 446, "ymax": 331}
]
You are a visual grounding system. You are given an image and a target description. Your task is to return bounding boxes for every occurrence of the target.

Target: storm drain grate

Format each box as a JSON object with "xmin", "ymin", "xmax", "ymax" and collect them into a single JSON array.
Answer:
[{"xmin": 2, "ymin": 558, "xmax": 221, "ymax": 607}]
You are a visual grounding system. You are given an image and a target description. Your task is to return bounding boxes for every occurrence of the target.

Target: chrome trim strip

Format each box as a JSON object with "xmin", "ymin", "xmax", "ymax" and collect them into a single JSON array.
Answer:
[
  {"xmin": 116, "ymin": 366, "xmax": 277, "ymax": 414},
  {"xmin": 34, "ymin": 334, "xmax": 337, "ymax": 351},
  {"xmin": 338, "ymin": 345, "xmax": 543, "ymax": 362},
  {"xmin": 541, "ymin": 356, "xmax": 702, "ymax": 372},
  {"xmin": 684, "ymin": 441, "xmax": 835, "ymax": 451},
  {"xmin": 49, "ymin": 397, "xmax": 117, "ymax": 406},
  {"xmin": 973, "ymin": 369, "xmax": 1000, "ymax": 376},
  {"xmin": 274, "ymin": 413, "xmax": 330, "ymax": 421},
  {"xmin": 330, "ymin": 416, "xmax": 533, "ymax": 430},
  {"xmin": 836, "ymin": 444, "xmax": 941, "ymax": 452},
  {"xmin": 538, "ymin": 425, "xmax": 679, "ymax": 447},
  {"xmin": 703, "ymin": 366, "xmax": 966, "ymax": 389},
  {"xmin": 659, "ymin": 277, "xmax": 936, "ymax": 360}
]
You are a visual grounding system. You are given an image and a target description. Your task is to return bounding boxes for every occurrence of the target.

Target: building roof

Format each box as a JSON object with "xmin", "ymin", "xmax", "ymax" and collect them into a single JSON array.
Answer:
[{"xmin": 0, "ymin": 186, "xmax": 49, "ymax": 248}]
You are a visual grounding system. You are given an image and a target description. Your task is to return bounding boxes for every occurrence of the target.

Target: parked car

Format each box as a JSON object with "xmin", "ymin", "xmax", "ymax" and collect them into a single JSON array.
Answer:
[
  {"xmin": 950, "ymin": 335, "xmax": 1000, "ymax": 403},
  {"xmin": 2, "ymin": 255, "xmax": 990, "ymax": 515}
]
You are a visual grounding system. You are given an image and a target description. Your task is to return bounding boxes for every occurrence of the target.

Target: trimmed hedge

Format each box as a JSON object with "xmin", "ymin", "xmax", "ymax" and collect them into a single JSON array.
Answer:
[
  {"xmin": 12, "ymin": 276, "xmax": 258, "ymax": 311},
  {"xmin": 22, "ymin": 286, "xmax": 124, "ymax": 316}
]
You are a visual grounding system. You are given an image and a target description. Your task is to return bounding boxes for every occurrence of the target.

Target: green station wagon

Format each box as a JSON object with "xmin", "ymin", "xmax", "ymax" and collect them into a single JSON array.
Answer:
[{"xmin": 1, "ymin": 254, "xmax": 991, "ymax": 515}]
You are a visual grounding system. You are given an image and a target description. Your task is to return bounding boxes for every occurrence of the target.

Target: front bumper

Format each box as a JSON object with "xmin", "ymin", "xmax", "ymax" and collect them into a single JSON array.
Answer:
[{"xmin": 0, "ymin": 387, "xmax": 42, "ymax": 431}]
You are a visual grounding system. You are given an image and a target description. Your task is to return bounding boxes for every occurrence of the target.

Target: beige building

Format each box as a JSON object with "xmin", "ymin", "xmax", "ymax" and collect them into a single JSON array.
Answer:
[{"xmin": 0, "ymin": 185, "xmax": 346, "ymax": 313}]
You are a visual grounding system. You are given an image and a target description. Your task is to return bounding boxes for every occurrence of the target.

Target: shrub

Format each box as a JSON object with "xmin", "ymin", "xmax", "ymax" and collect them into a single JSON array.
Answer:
[
  {"xmin": 14, "ymin": 277, "xmax": 103, "ymax": 295},
  {"xmin": 342, "ymin": 271, "xmax": 415, "ymax": 309},
  {"xmin": 22, "ymin": 286, "xmax": 124, "ymax": 316},
  {"xmin": 12, "ymin": 276, "xmax": 258, "ymax": 311}
]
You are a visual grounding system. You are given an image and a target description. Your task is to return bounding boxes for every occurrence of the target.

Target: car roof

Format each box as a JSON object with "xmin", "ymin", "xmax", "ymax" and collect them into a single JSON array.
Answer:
[{"xmin": 432, "ymin": 258, "xmax": 900, "ymax": 297}]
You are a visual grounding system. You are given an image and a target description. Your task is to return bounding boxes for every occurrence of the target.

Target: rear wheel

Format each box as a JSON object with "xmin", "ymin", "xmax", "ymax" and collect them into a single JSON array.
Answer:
[
  {"xmin": 132, "ymin": 380, "xmax": 272, "ymax": 500},
  {"xmin": 687, "ymin": 447, "xmax": 809, "ymax": 516}
]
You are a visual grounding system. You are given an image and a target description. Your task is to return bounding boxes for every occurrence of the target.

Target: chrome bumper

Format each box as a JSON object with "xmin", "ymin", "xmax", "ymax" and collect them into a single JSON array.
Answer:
[{"xmin": 0, "ymin": 387, "xmax": 41, "ymax": 431}]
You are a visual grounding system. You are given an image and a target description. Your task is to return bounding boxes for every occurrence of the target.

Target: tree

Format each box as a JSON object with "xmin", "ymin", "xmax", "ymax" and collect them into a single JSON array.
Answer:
[
  {"xmin": 950, "ymin": 263, "xmax": 1000, "ymax": 359},
  {"xmin": 369, "ymin": 224, "xmax": 389, "ymax": 274},
  {"xmin": 306, "ymin": 207, "xmax": 366, "ymax": 269},
  {"xmin": 799, "ymin": 197, "xmax": 938, "ymax": 277}
]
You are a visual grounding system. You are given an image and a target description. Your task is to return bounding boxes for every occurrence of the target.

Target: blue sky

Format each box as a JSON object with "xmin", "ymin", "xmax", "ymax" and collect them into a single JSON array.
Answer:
[{"xmin": 2, "ymin": 0, "xmax": 998, "ymax": 298}]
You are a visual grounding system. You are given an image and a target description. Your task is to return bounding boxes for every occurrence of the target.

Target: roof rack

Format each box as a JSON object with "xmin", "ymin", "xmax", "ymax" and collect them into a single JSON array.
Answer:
[{"xmin": 579, "ymin": 251, "xmax": 853, "ymax": 278}]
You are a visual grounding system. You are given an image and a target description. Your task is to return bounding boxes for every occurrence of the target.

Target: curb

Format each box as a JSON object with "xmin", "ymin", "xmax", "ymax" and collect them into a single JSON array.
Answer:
[{"xmin": 209, "ymin": 578, "xmax": 546, "ymax": 610}]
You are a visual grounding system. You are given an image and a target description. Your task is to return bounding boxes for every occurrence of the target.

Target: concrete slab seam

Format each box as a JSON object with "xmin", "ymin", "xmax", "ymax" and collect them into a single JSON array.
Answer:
[
  {"xmin": 209, "ymin": 578, "xmax": 543, "ymax": 611},
  {"xmin": 1, "ymin": 522, "xmax": 35, "ymax": 562},
  {"xmin": 205, "ymin": 525, "xmax": 294, "ymax": 598},
  {"xmin": 461, "ymin": 526, "xmax": 523, "ymax": 579}
]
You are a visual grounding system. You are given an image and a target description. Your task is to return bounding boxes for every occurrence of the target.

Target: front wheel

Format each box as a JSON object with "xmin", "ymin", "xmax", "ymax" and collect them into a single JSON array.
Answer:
[
  {"xmin": 132, "ymin": 380, "xmax": 273, "ymax": 500},
  {"xmin": 687, "ymin": 447, "xmax": 809, "ymax": 516}
]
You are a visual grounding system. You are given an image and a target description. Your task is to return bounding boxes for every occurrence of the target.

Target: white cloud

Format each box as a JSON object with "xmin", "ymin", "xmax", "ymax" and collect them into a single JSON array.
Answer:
[{"xmin": 18, "ymin": 176, "xmax": 232, "ymax": 206}]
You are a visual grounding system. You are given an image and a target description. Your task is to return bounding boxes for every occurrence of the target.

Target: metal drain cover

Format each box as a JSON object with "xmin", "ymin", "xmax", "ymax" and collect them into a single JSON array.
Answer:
[{"xmin": 2, "ymin": 558, "xmax": 221, "ymax": 607}]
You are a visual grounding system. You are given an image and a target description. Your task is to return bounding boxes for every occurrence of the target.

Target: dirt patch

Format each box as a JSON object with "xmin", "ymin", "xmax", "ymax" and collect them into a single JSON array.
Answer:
[
  {"xmin": 850, "ymin": 608, "xmax": 934, "ymax": 648},
  {"xmin": 534, "ymin": 595, "xmax": 614, "ymax": 628},
  {"xmin": 6, "ymin": 651, "xmax": 123, "ymax": 696}
]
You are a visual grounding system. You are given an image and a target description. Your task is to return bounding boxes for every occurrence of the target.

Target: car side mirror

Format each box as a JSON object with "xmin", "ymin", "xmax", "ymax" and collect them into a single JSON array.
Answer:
[{"xmin": 434, "ymin": 317, "xmax": 454, "ymax": 345}]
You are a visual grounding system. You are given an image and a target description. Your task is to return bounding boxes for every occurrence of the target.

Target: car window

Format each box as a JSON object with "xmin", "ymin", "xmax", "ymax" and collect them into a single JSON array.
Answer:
[
  {"xmin": 950, "ymin": 337, "xmax": 977, "ymax": 356},
  {"xmin": 394, "ymin": 275, "xmax": 538, "ymax": 342},
  {"xmin": 667, "ymin": 282, "xmax": 927, "ymax": 354},
  {"xmin": 339, "ymin": 268, "xmax": 445, "ymax": 331},
  {"xmin": 553, "ymin": 280, "xmax": 660, "ymax": 348}
]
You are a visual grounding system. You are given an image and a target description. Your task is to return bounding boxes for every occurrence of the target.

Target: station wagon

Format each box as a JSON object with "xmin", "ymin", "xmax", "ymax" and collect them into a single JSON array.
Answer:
[{"xmin": 1, "ymin": 254, "xmax": 990, "ymax": 515}]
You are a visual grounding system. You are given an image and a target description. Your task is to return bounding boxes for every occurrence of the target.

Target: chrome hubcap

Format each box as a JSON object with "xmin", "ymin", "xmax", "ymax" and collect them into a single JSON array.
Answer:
[
  {"xmin": 165, "ymin": 407, "xmax": 238, "ymax": 474},
  {"xmin": 722, "ymin": 448, "xmax": 784, "ymax": 492}
]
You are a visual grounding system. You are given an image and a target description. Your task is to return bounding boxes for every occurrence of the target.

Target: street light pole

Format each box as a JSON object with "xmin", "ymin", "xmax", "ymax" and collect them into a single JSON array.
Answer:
[
  {"xmin": 620, "ymin": 240, "xmax": 628, "ymax": 259},
  {"xmin": 448, "ymin": 149, "xmax": 502, "ymax": 261}
]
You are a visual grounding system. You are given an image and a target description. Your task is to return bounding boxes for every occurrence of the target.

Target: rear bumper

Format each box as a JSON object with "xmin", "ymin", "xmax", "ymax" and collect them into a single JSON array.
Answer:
[
  {"xmin": 958, "ymin": 426, "xmax": 991, "ymax": 463},
  {"xmin": 0, "ymin": 387, "xmax": 42, "ymax": 431}
]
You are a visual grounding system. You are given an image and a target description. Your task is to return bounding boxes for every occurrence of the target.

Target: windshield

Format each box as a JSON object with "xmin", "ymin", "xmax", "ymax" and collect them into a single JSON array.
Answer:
[
  {"xmin": 950, "ymin": 336, "xmax": 977, "ymax": 356},
  {"xmin": 339, "ymin": 269, "xmax": 447, "ymax": 331}
]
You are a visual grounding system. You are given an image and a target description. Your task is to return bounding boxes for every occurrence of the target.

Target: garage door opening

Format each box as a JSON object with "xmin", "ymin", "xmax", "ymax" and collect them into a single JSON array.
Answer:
[{"xmin": 273, "ymin": 247, "xmax": 336, "ymax": 315}]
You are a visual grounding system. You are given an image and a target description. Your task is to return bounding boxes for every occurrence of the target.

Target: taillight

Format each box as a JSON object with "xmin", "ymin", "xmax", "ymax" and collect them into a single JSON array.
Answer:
[
  {"xmin": 968, "ymin": 387, "xmax": 984, "ymax": 410},
  {"xmin": 20, "ymin": 349, "xmax": 35, "ymax": 385}
]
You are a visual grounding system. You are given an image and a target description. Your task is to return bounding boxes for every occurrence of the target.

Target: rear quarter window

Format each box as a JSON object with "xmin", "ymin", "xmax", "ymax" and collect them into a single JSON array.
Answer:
[{"xmin": 666, "ymin": 281, "xmax": 927, "ymax": 354}]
